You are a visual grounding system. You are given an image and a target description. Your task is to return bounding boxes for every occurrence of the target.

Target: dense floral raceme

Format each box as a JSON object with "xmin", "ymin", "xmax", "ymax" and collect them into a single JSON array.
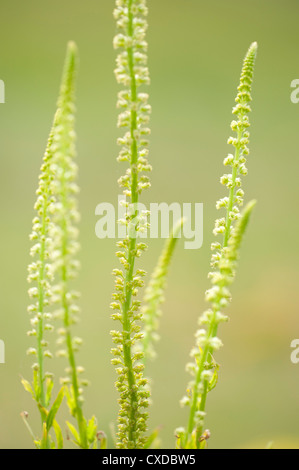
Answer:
[
  {"xmin": 111, "ymin": 0, "xmax": 152, "ymax": 449},
  {"xmin": 176, "ymin": 42, "xmax": 258, "ymax": 449},
  {"xmin": 27, "ymin": 125, "xmax": 56, "ymax": 412},
  {"xmin": 25, "ymin": 44, "xmax": 83, "ymax": 447},
  {"xmin": 49, "ymin": 42, "xmax": 95, "ymax": 449},
  {"xmin": 25, "ymin": 125, "xmax": 65, "ymax": 449},
  {"xmin": 25, "ymin": 42, "xmax": 97, "ymax": 450}
]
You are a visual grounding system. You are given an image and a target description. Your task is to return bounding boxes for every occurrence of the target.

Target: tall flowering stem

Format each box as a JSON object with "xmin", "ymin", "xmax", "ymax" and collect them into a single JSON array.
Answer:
[
  {"xmin": 111, "ymin": 0, "xmax": 152, "ymax": 449},
  {"xmin": 24, "ymin": 46, "xmax": 85, "ymax": 448},
  {"xmin": 177, "ymin": 43, "xmax": 258, "ymax": 449},
  {"xmin": 50, "ymin": 42, "xmax": 90, "ymax": 449},
  {"xmin": 25, "ymin": 124, "xmax": 57, "ymax": 448}
]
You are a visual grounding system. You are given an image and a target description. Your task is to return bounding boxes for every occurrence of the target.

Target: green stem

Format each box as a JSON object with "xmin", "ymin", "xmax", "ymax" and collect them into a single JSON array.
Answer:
[
  {"xmin": 223, "ymin": 125, "xmax": 243, "ymax": 246},
  {"xmin": 37, "ymin": 201, "xmax": 47, "ymax": 409},
  {"xmin": 185, "ymin": 111, "xmax": 245, "ymax": 448},
  {"xmin": 61, "ymin": 159, "xmax": 88, "ymax": 450},
  {"xmin": 36, "ymin": 169, "xmax": 52, "ymax": 449},
  {"xmin": 120, "ymin": 0, "xmax": 140, "ymax": 447},
  {"xmin": 62, "ymin": 276, "xmax": 87, "ymax": 448}
]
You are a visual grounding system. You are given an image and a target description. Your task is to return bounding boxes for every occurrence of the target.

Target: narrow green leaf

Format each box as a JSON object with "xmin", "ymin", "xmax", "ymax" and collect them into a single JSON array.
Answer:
[
  {"xmin": 46, "ymin": 387, "xmax": 64, "ymax": 431},
  {"xmin": 143, "ymin": 427, "xmax": 161, "ymax": 449},
  {"xmin": 33, "ymin": 368, "xmax": 40, "ymax": 402},
  {"xmin": 141, "ymin": 218, "xmax": 185, "ymax": 361},
  {"xmin": 21, "ymin": 379, "xmax": 34, "ymax": 398},
  {"xmin": 37, "ymin": 404, "xmax": 48, "ymax": 423},
  {"xmin": 45, "ymin": 378, "xmax": 54, "ymax": 407},
  {"xmin": 40, "ymin": 422, "xmax": 48, "ymax": 449},
  {"xmin": 92, "ymin": 439, "xmax": 99, "ymax": 449},
  {"xmin": 86, "ymin": 416, "xmax": 97, "ymax": 444},
  {"xmin": 53, "ymin": 420, "xmax": 64, "ymax": 449},
  {"xmin": 207, "ymin": 364, "xmax": 219, "ymax": 393},
  {"xmin": 65, "ymin": 385, "xmax": 76, "ymax": 418},
  {"xmin": 66, "ymin": 421, "xmax": 81, "ymax": 446},
  {"xmin": 226, "ymin": 199, "xmax": 257, "ymax": 259}
]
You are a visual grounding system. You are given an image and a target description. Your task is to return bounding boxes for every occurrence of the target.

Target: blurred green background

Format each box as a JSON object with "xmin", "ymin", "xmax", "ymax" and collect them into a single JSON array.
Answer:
[{"xmin": 0, "ymin": 0, "xmax": 299, "ymax": 449}]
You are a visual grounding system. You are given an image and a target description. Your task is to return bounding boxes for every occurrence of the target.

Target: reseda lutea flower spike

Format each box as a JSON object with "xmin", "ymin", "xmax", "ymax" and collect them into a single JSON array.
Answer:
[
  {"xmin": 50, "ymin": 42, "xmax": 96, "ymax": 449},
  {"xmin": 177, "ymin": 42, "xmax": 258, "ymax": 450},
  {"xmin": 24, "ymin": 42, "xmax": 98, "ymax": 450},
  {"xmin": 25, "ymin": 123, "xmax": 57, "ymax": 450},
  {"xmin": 111, "ymin": 0, "xmax": 152, "ymax": 449},
  {"xmin": 24, "ymin": 73, "xmax": 71, "ymax": 451}
]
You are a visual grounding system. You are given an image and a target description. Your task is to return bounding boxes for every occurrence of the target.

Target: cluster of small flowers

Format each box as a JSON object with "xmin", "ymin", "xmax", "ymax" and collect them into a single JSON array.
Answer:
[
  {"xmin": 27, "ymin": 131, "xmax": 56, "ymax": 386},
  {"xmin": 214, "ymin": 42, "xmax": 257, "ymax": 239},
  {"xmin": 179, "ymin": 43, "xmax": 257, "ymax": 442},
  {"xmin": 207, "ymin": 43, "xmax": 257, "ymax": 307},
  {"xmin": 113, "ymin": 0, "xmax": 152, "ymax": 198},
  {"xmin": 111, "ymin": 262, "xmax": 150, "ymax": 447},
  {"xmin": 49, "ymin": 99, "xmax": 88, "ymax": 399},
  {"xmin": 111, "ymin": 0, "xmax": 151, "ymax": 448},
  {"xmin": 111, "ymin": 325, "xmax": 149, "ymax": 448}
]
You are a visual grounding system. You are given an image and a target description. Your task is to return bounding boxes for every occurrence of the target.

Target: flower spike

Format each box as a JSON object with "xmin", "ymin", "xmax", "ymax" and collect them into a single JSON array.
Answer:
[
  {"xmin": 111, "ymin": 0, "xmax": 152, "ymax": 449},
  {"xmin": 178, "ymin": 42, "xmax": 258, "ymax": 449}
]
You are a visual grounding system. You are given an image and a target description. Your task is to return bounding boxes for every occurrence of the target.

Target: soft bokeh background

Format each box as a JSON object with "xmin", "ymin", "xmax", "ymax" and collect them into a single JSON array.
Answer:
[{"xmin": 0, "ymin": 0, "xmax": 299, "ymax": 449}]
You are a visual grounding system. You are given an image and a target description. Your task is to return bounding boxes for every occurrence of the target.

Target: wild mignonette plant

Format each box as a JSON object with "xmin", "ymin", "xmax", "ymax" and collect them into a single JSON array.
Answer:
[
  {"xmin": 22, "ymin": 0, "xmax": 259, "ymax": 450},
  {"xmin": 176, "ymin": 42, "xmax": 258, "ymax": 449},
  {"xmin": 23, "ymin": 42, "xmax": 98, "ymax": 450},
  {"xmin": 23, "ymin": 117, "xmax": 62, "ymax": 449},
  {"xmin": 49, "ymin": 42, "xmax": 98, "ymax": 450},
  {"xmin": 111, "ymin": 0, "xmax": 152, "ymax": 449}
]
